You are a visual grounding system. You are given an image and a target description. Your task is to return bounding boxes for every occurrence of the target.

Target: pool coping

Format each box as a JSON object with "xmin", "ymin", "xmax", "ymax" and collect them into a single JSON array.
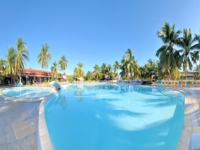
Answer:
[
  {"xmin": 0, "ymin": 87, "xmax": 53, "ymax": 102},
  {"xmin": 38, "ymin": 84, "xmax": 200, "ymax": 150},
  {"xmin": 176, "ymin": 89, "xmax": 200, "ymax": 150}
]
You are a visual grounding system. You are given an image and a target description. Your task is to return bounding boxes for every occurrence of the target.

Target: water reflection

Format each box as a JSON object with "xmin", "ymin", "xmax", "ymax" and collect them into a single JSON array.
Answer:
[{"xmin": 46, "ymin": 84, "xmax": 184, "ymax": 150}]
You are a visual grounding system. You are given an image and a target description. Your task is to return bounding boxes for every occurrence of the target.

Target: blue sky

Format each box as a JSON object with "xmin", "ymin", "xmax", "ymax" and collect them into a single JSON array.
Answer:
[{"xmin": 0, "ymin": 0, "xmax": 200, "ymax": 75}]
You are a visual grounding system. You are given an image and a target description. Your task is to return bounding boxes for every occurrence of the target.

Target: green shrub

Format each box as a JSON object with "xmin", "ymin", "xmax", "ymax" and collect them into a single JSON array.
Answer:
[{"xmin": 141, "ymin": 80, "xmax": 152, "ymax": 85}]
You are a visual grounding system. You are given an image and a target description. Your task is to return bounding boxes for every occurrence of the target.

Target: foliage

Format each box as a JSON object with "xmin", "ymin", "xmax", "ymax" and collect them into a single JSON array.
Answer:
[
  {"xmin": 140, "ymin": 59, "xmax": 158, "ymax": 80},
  {"xmin": 177, "ymin": 28, "xmax": 199, "ymax": 72},
  {"xmin": 85, "ymin": 71, "xmax": 93, "ymax": 81},
  {"xmin": 74, "ymin": 62, "xmax": 84, "ymax": 78},
  {"xmin": 50, "ymin": 77, "xmax": 56, "ymax": 81},
  {"xmin": 93, "ymin": 64, "xmax": 101, "ymax": 80},
  {"xmin": 120, "ymin": 49, "xmax": 140, "ymax": 79},
  {"xmin": 59, "ymin": 55, "xmax": 68, "ymax": 71},
  {"xmin": 113, "ymin": 61, "xmax": 120, "ymax": 74},
  {"xmin": 67, "ymin": 75, "xmax": 74, "ymax": 82},
  {"xmin": 51, "ymin": 61, "xmax": 59, "ymax": 78},
  {"xmin": 38, "ymin": 44, "xmax": 51, "ymax": 69},
  {"xmin": 156, "ymin": 22, "xmax": 181, "ymax": 76},
  {"xmin": 141, "ymin": 80, "xmax": 152, "ymax": 85}
]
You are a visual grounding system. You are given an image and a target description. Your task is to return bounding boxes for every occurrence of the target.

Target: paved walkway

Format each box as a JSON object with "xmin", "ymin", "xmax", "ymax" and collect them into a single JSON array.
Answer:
[{"xmin": 0, "ymin": 94, "xmax": 40, "ymax": 150}]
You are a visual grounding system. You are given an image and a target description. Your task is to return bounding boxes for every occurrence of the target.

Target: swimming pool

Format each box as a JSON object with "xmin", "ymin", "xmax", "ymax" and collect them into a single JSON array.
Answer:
[
  {"xmin": 44, "ymin": 84, "xmax": 184, "ymax": 150},
  {"xmin": 2, "ymin": 87, "xmax": 52, "ymax": 98}
]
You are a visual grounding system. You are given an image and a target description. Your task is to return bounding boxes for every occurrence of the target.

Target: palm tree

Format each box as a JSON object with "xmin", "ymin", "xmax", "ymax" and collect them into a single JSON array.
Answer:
[
  {"xmin": 75, "ymin": 62, "xmax": 84, "ymax": 78},
  {"xmin": 15, "ymin": 38, "xmax": 29, "ymax": 81},
  {"xmin": 3, "ymin": 47, "xmax": 16, "ymax": 83},
  {"xmin": 38, "ymin": 44, "xmax": 51, "ymax": 80},
  {"xmin": 120, "ymin": 49, "xmax": 140, "ymax": 79},
  {"xmin": 85, "ymin": 71, "xmax": 93, "ymax": 81},
  {"xmin": 93, "ymin": 64, "xmax": 101, "ymax": 81},
  {"xmin": 113, "ymin": 61, "xmax": 120, "ymax": 74},
  {"xmin": 59, "ymin": 55, "xmax": 68, "ymax": 71},
  {"xmin": 101, "ymin": 63, "xmax": 107, "ymax": 79},
  {"xmin": 195, "ymin": 34, "xmax": 200, "ymax": 72},
  {"xmin": 156, "ymin": 22, "xmax": 181, "ymax": 75},
  {"xmin": 178, "ymin": 29, "xmax": 199, "ymax": 78},
  {"xmin": 51, "ymin": 61, "xmax": 59, "ymax": 78},
  {"xmin": 0, "ymin": 59, "xmax": 6, "ymax": 70}
]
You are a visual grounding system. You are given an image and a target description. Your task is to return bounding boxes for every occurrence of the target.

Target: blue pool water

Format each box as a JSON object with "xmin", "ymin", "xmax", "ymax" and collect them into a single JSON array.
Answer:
[
  {"xmin": 2, "ymin": 87, "xmax": 52, "ymax": 98},
  {"xmin": 45, "ymin": 84, "xmax": 184, "ymax": 150}
]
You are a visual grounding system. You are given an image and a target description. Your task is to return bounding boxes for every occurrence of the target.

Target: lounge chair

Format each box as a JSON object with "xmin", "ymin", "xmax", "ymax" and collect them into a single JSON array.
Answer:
[
  {"xmin": 155, "ymin": 81, "xmax": 161, "ymax": 86},
  {"xmin": 160, "ymin": 81, "xmax": 165, "ymax": 87},
  {"xmin": 177, "ymin": 81, "xmax": 182, "ymax": 87},
  {"xmin": 186, "ymin": 81, "xmax": 190, "ymax": 87},
  {"xmin": 166, "ymin": 81, "xmax": 172, "ymax": 87},
  {"xmin": 197, "ymin": 81, "xmax": 200, "ymax": 87},
  {"xmin": 174, "ymin": 81, "xmax": 178, "ymax": 87},
  {"xmin": 193, "ymin": 81, "xmax": 198, "ymax": 87},
  {"xmin": 182, "ymin": 81, "xmax": 186, "ymax": 87},
  {"xmin": 163, "ymin": 81, "xmax": 168, "ymax": 87}
]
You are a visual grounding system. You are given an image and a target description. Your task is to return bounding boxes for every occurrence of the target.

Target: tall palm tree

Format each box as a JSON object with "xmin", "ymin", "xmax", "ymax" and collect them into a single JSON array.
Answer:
[
  {"xmin": 156, "ymin": 22, "xmax": 181, "ymax": 75},
  {"xmin": 113, "ymin": 61, "xmax": 120, "ymax": 74},
  {"xmin": 93, "ymin": 64, "xmax": 101, "ymax": 81},
  {"xmin": 106, "ymin": 64, "xmax": 113, "ymax": 80},
  {"xmin": 59, "ymin": 55, "xmax": 68, "ymax": 71},
  {"xmin": 0, "ymin": 59, "xmax": 6, "ymax": 70},
  {"xmin": 85, "ymin": 71, "xmax": 93, "ymax": 81},
  {"xmin": 75, "ymin": 62, "xmax": 84, "ymax": 78},
  {"xmin": 101, "ymin": 63, "xmax": 107, "ymax": 79},
  {"xmin": 51, "ymin": 61, "xmax": 59, "ymax": 78},
  {"xmin": 3, "ymin": 47, "xmax": 16, "ymax": 83},
  {"xmin": 120, "ymin": 49, "xmax": 140, "ymax": 79},
  {"xmin": 38, "ymin": 44, "xmax": 51, "ymax": 80},
  {"xmin": 178, "ymin": 29, "xmax": 199, "ymax": 77},
  {"xmin": 15, "ymin": 38, "xmax": 29, "ymax": 81},
  {"xmin": 195, "ymin": 34, "xmax": 200, "ymax": 72}
]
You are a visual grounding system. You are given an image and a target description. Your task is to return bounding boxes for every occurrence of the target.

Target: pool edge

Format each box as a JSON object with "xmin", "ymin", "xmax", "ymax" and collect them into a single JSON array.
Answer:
[
  {"xmin": 176, "ymin": 89, "xmax": 200, "ymax": 150},
  {"xmin": 37, "ymin": 85, "xmax": 200, "ymax": 150},
  {"xmin": 38, "ymin": 95, "xmax": 54, "ymax": 150}
]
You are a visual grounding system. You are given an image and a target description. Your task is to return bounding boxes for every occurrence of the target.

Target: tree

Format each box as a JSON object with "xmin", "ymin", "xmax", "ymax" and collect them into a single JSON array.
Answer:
[
  {"xmin": 120, "ymin": 49, "xmax": 140, "ymax": 79},
  {"xmin": 195, "ymin": 34, "xmax": 200, "ymax": 72},
  {"xmin": 0, "ymin": 59, "xmax": 6, "ymax": 70},
  {"xmin": 85, "ymin": 71, "xmax": 93, "ymax": 81},
  {"xmin": 3, "ymin": 47, "xmax": 16, "ymax": 82},
  {"xmin": 75, "ymin": 62, "xmax": 84, "ymax": 78},
  {"xmin": 113, "ymin": 61, "xmax": 120, "ymax": 74},
  {"xmin": 38, "ymin": 44, "xmax": 51, "ymax": 80},
  {"xmin": 100, "ymin": 63, "xmax": 107, "ymax": 79},
  {"xmin": 15, "ymin": 38, "xmax": 29, "ymax": 80},
  {"xmin": 178, "ymin": 29, "xmax": 199, "ymax": 77},
  {"xmin": 51, "ymin": 61, "xmax": 59, "ymax": 78},
  {"xmin": 59, "ymin": 55, "xmax": 68, "ymax": 71},
  {"xmin": 156, "ymin": 22, "xmax": 181, "ymax": 75},
  {"xmin": 93, "ymin": 64, "xmax": 101, "ymax": 81}
]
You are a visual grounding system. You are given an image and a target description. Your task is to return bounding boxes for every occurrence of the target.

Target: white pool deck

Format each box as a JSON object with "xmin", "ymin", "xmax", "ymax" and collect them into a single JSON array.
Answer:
[{"xmin": 0, "ymin": 85, "xmax": 200, "ymax": 150}]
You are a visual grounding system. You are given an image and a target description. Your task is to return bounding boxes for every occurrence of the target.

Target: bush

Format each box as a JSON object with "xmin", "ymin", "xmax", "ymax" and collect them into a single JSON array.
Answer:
[{"xmin": 141, "ymin": 80, "xmax": 152, "ymax": 85}]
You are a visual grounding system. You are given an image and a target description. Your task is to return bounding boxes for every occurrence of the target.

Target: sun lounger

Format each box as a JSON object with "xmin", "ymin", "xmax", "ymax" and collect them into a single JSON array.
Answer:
[
  {"xmin": 177, "ymin": 81, "xmax": 182, "ymax": 87},
  {"xmin": 166, "ymin": 81, "xmax": 172, "ymax": 87},
  {"xmin": 186, "ymin": 81, "xmax": 190, "ymax": 87},
  {"xmin": 193, "ymin": 81, "xmax": 198, "ymax": 87},
  {"xmin": 182, "ymin": 81, "xmax": 186, "ymax": 87},
  {"xmin": 155, "ymin": 81, "xmax": 161, "ymax": 86},
  {"xmin": 160, "ymin": 81, "xmax": 164, "ymax": 87},
  {"xmin": 163, "ymin": 81, "xmax": 168, "ymax": 87}
]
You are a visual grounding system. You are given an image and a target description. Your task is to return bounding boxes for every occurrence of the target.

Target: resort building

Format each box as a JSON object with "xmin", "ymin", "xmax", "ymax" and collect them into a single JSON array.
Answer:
[
  {"xmin": 0, "ymin": 68, "xmax": 66, "ymax": 85},
  {"xmin": 179, "ymin": 71, "xmax": 194, "ymax": 80}
]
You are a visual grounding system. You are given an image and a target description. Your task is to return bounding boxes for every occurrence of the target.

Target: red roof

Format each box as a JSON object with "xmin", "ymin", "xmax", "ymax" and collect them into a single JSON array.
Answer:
[{"xmin": 21, "ymin": 68, "xmax": 52, "ymax": 77}]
